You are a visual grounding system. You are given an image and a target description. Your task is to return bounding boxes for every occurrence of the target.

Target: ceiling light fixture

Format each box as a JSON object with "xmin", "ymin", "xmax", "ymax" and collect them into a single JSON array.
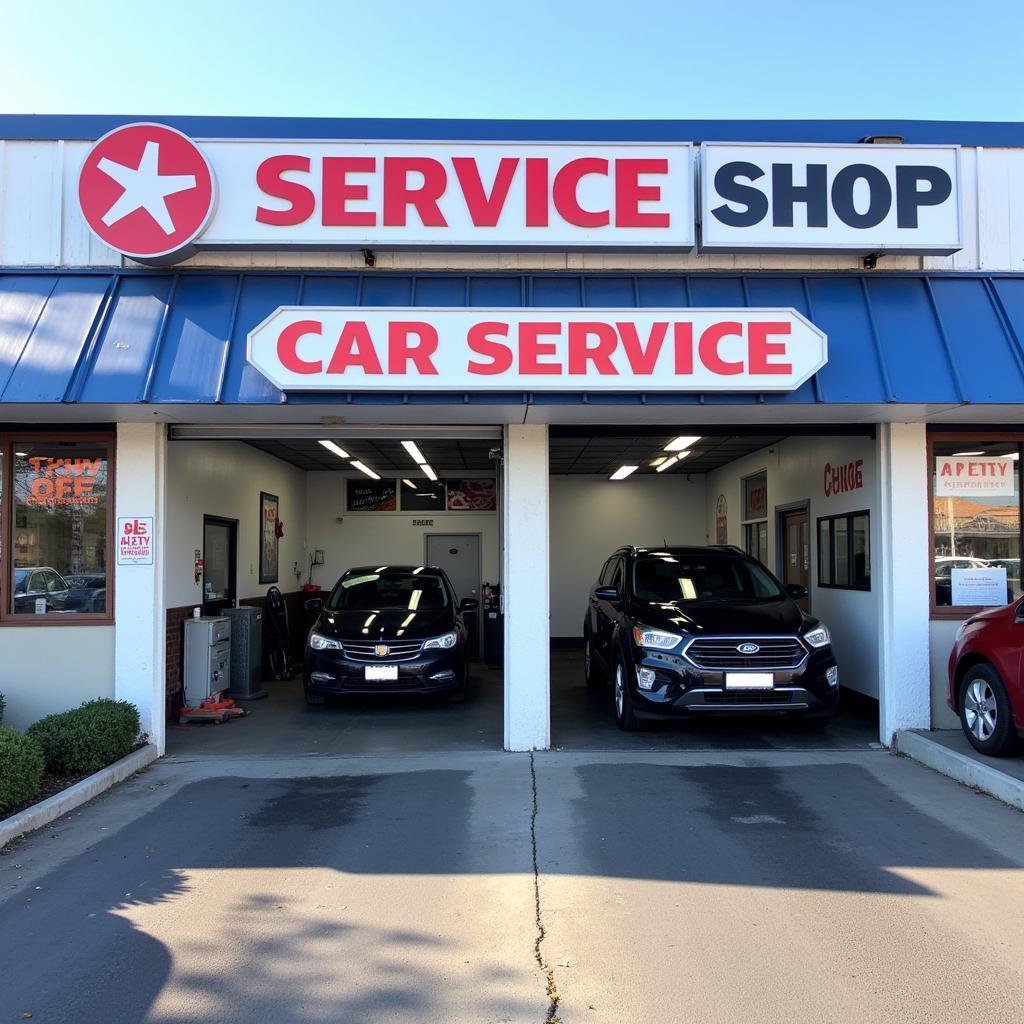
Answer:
[
  {"xmin": 649, "ymin": 456, "xmax": 667, "ymax": 467},
  {"xmin": 664, "ymin": 435, "xmax": 701, "ymax": 452},
  {"xmin": 422, "ymin": 464, "xmax": 438, "ymax": 481},
  {"xmin": 402, "ymin": 440, "xmax": 427, "ymax": 464},
  {"xmin": 951, "ymin": 450, "xmax": 985, "ymax": 456},
  {"xmin": 319, "ymin": 439, "xmax": 350, "ymax": 459},
  {"xmin": 656, "ymin": 455, "xmax": 680, "ymax": 473},
  {"xmin": 351, "ymin": 460, "xmax": 380, "ymax": 479},
  {"xmin": 610, "ymin": 465, "xmax": 638, "ymax": 481},
  {"xmin": 402, "ymin": 478, "xmax": 418, "ymax": 489}
]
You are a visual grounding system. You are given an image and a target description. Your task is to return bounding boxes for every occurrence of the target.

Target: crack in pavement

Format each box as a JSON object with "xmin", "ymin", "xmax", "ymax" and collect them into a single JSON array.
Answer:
[{"xmin": 530, "ymin": 752, "xmax": 561, "ymax": 1024}]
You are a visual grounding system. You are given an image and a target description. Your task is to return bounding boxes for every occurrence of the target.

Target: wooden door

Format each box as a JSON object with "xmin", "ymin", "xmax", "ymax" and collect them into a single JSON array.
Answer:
[{"xmin": 781, "ymin": 508, "xmax": 810, "ymax": 611}]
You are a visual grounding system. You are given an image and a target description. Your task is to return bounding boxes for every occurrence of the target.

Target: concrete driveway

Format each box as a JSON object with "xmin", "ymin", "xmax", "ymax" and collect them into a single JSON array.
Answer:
[{"xmin": 2, "ymin": 748, "xmax": 1023, "ymax": 1023}]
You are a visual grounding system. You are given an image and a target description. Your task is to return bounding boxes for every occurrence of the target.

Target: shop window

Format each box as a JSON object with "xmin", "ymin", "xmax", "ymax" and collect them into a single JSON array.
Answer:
[
  {"xmin": 930, "ymin": 437, "xmax": 1021, "ymax": 613},
  {"xmin": 818, "ymin": 511, "xmax": 870, "ymax": 590},
  {"xmin": 743, "ymin": 521, "xmax": 768, "ymax": 564},
  {"xmin": 741, "ymin": 471, "xmax": 768, "ymax": 564},
  {"xmin": 3, "ymin": 437, "xmax": 113, "ymax": 622}
]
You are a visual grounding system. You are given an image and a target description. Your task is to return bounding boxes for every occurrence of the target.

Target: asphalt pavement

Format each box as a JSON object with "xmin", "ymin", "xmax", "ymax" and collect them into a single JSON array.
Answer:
[{"xmin": 2, "ymin": 747, "xmax": 1024, "ymax": 1023}]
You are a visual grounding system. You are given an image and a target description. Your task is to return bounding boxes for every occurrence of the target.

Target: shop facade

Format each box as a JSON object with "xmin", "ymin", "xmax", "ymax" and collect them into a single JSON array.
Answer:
[{"xmin": 0, "ymin": 115, "xmax": 1022, "ymax": 752}]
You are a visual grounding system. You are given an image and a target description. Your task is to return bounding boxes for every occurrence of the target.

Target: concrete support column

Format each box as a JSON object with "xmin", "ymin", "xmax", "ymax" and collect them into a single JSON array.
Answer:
[
  {"xmin": 502, "ymin": 423, "xmax": 550, "ymax": 751},
  {"xmin": 876, "ymin": 421, "xmax": 931, "ymax": 744},
  {"xmin": 114, "ymin": 422, "xmax": 168, "ymax": 754}
]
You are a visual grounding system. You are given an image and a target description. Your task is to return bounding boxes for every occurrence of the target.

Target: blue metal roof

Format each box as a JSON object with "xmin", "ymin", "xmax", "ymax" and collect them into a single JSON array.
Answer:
[
  {"xmin": 1, "ymin": 270, "xmax": 1023, "ymax": 408},
  {"xmin": 3, "ymin": 115, "xmax": 1024, "ymax": 148}
]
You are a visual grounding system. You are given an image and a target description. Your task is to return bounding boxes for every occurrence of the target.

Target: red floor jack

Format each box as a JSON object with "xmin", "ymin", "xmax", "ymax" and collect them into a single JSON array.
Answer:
[
  {"xmin": 180, "ymin": 615, "xmax": 251, "ymax": 725},
  {"xmin": 179, "ymin": 690, "xmax": 248, "ymax": 726}
]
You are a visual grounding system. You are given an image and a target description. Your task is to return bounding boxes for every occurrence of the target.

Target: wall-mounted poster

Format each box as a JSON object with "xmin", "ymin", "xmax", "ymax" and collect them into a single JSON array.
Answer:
[
  {"xmin": 400, "ymin": 479, "xmax": 446, "ymax": 511},
  {"xmin": 347, "ymin": 479, "xmax": 398, "ymax": 512},
  {"xmin": 259, "ymin": 491, "xmax": 279, "ymax": 584},
  {"xmin": 447, "ymin": 479, "xmax": 497, "ymax": 511},
  {"xmin": 715, "ymin": 495, "xmax": 728, "ymax": 544}
]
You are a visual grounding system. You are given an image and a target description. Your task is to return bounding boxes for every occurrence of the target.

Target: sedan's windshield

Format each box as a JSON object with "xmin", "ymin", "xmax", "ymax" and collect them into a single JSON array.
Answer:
[
  {"xmin": 329, "ymin": 571, "xmax": 449, "ymax": 611},
  {"xmin": 632, "ymin": 554, "xmax": 786, "ymax": 604}
]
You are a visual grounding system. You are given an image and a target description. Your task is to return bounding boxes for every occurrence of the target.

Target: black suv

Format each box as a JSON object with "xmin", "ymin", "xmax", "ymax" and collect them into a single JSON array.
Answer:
[{"xmin": 584, "ymin": 546, "xmax": 839, "ymax": 730}]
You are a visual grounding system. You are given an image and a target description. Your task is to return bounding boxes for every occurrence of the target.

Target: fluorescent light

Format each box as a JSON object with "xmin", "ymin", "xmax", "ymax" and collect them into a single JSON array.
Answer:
[
  {"xmin": 402, "ymin": 440, "xmax": 426, "ymax": 464},
  {"xmin": 351, "ymin": 460, "xmax": 380, "ymax": 479},
  {"xmin": 610, "ymin": 465, "xmax": 638, "ymax": 481},
  {"xmin": 649, "ymin": 456, "xmax": 667, "ymax": 467},
  {"xmin": 319, "ymin": 439, "xmax": 350, "ymax": 459},
  {"xmin": 664, "ymin": 435, "xmax": 701, "ymax": 452},
  {"xmin": 422, "ymin": 464, "xmax": 438, "ymax": 481},
  {"xmin": 15, "ymin": 451, "xmax": 28, "ymax": 457},
  {"xmin": 951, "ymin": 450, "xmax": 985, "ymax": 456},
  {"xmin": 656, "ymin": 455, "xmax": 680, "ymax": 473},
  {"xmin": 402, "ymin": 478, "xmax": 418, "ymax": 489}
]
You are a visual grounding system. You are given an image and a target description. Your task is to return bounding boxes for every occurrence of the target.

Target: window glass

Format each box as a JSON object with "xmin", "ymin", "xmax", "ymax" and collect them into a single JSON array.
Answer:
[
  {"xmin": 833, "ymin": 518, "xmax": 850, "ymax": 586},
  {"xmin": 599, "ymin": 557, "xmax": 616, "ymax": 586},
  {"xmin": 632, "ymin": 553, "xmax": 784, "ymax": 604},
  {"xmin": 743, "ymin": 472, "xmax": 768, "ymax": 520},
  {"xmin": 10, "ymin": 441, "xmax": 109, "ymax": 615},
  {"xmin": 852, "ymin": 513, "xmax": 870, "ymax": 588},
  {"xmin": 932, "ymin": 440, "xmax": 1020, "ymax": 607},
  {"xmin": 329, "ymin": 571, "xmax": 449, "ymax": 611},
  {"xmin": 819, "ymin": 520, "xmax": 832, "ymax": 585}
]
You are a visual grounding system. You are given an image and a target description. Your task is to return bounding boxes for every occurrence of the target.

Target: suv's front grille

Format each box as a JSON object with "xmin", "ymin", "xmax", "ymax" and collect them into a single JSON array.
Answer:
[
  {"xmin": 702, "ymin": 690, "xmax": 795, "ymax": 704},
  {"xmin": 341, "ymin": 639, "xmax": 424, "ymax": 662},
  {"xmin": 683, "ymin": 636, "xmax": 806, "ymax": 670}
]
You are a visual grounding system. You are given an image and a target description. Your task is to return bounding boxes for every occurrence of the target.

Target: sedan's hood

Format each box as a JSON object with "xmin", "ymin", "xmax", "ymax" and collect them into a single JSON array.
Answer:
[
  {"xmin": 315, "ymin": 606, "xmax": 453, "ymax": 641},
  {"xmin": 633, "ymin": 598, "xmax": 803, "ymax": 636}
]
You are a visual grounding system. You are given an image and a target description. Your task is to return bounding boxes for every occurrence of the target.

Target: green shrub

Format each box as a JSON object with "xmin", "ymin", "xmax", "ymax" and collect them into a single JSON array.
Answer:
[
  {"xmin": 27, "ymin": 699, "xmax": 140, "ymax": 775},
  {"xmin": 0, "ymin": 691, "xmax": 6, "ymax": 725},
  {"xmin": 0, "ymin": 726, "xmax": 45, "ymax": 811}
]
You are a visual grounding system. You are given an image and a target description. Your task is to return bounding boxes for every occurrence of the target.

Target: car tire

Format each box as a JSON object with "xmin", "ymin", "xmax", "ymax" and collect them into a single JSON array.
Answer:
[
  {"xmin": 304, "ymin": 691, "xmax": 326, "ymax": 707},
  {"xmin": 448, "ymin": 669, "xmax": 469, "ymax": 704},
  {"xmin": 959, "ymin": 664, "xmax": 1019, "ymax": 757},
  {"xmin": 613, "ymin": 658, "xmax": 646, "ymax": 732},
  {"xmin": 584, "ymin": 630, "xmax": 603, "ymax": 690}
]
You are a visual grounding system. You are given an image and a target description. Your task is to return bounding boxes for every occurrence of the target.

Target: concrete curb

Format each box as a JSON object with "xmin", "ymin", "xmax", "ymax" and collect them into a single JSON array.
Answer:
[
  {"xmin": 895, "ymin": 730, "xmax": 1024, "ymax": 812},
  {"xmin": 0, "ymin": 743, "xmax": 160, "ymax": 849}
]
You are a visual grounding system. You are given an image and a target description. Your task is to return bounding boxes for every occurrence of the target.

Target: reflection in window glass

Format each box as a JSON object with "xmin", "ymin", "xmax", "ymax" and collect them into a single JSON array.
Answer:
[
  {"xmin": 852, "ymin": 513, "xmax": 870, "ymax": 588},
  {"xmin": 932, "ymin": 440, "xmax": 1021, "ymax": 607},
  {"xmin": 834, "ymin": 518, "xmax": 850, "ymax": 586},
  {"xmin": 819, "ymin": 520, "xmax": 832, "ymax": 585},
  {"xmin": 11, "ymin": 442, "xmax": 109, "ymax": 615}
]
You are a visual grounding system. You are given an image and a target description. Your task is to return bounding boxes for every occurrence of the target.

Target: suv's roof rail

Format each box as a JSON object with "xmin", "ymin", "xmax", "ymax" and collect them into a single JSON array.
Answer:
[{"xmin": 707, "ymin": 544, "xmax": 748, "ymax": 556}]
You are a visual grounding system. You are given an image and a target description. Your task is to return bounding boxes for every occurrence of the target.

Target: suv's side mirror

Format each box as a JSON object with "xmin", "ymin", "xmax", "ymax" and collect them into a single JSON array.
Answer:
[
  {"xmin": 594, "ymin": 585, "xmax": 621, "ymax": 601},
  {"xmin": 460, "ymin": 597, "xmax": 479, "ymax": 612},
  {"xmin": 786, "ymin": 584, "xmax": 809, "ymax": 601},
  {"xmin": 304, "ymin": 598, "xmax": 323, "ymax": 613}
]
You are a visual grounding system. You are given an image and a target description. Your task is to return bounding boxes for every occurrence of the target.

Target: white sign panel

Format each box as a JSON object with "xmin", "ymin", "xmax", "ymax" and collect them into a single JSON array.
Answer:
[
  {"xmin": 952, "ymin": 567, "xmax": 1008, "ymax": 607},
  {"xmin": 935, "ymin": 457, "xmax": 1016, "ymax": 496},
  {"xmin": 117, "ymin": 516, "xmax": 155, "ymax": 565},
  {"xmin": 247, "ymin": 307, "xmax": 827, "ymax": 393},
  {"xmin": 700, "ymin": 142, "xmax": 962, "ymax": 254}
]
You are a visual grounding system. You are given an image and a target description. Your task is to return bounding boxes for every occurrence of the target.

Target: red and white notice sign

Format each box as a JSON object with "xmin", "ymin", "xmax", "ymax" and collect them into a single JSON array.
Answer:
[
  {"xmin": 935, "ymin": 457, "xmax": 1016, "ymax": 497},
  {"xmin": 117, "ymin": 517, "xmax": 155, "ymax": 565},
  {"xmin": 247, "ymin": 307, "xmax": 827, "ymax": 393}
]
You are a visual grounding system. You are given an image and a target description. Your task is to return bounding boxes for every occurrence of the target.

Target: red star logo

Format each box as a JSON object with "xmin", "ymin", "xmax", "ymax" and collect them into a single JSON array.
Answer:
[{"xmin": 78, "ymin": 122, "xmax": 216, "ymax": 262}]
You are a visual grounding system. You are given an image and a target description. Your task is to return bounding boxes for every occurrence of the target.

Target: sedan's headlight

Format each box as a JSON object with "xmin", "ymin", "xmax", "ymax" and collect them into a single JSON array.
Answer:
[
  {"xmin": 309, "ymin": 632, "xmax": 342, "ymax": 651},
  {"xmin": 632, "ymin": 626, "xmax": 682, "ymax": 650},
  {"xmin": 423, "ymin": 631, "xmax": 458, "ymax": 650},
  {"xmin": 803, "ymin": 625, "xmax": 832, "ymax": 649}
]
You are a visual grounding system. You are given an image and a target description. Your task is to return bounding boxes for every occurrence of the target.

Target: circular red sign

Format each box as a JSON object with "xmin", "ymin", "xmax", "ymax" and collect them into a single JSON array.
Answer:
[{"xmin": 78, "ymin": 122, "xmax": 215, "ymax": 261}]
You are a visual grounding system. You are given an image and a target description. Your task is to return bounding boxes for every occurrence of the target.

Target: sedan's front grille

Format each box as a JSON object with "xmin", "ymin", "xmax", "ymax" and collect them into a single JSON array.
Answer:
[
  {"xmin": 683, "ymin": 636, "xmax": 806, "ymax": 671},
  {"xmin": 341, "ymin": 639, "xmax": 424, "ymax": 662}
]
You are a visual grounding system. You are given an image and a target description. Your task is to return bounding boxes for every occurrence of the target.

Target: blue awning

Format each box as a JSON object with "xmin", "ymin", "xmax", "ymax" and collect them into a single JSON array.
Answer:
[{"xmin": 1, "ymin": 270, "xmax": 1023, "ymax": 407}]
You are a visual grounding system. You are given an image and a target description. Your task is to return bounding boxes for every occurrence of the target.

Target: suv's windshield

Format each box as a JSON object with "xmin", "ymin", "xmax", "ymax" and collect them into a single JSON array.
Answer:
[
  {"xmin": 632, "ymin": 553, "xmax": 786, "ymax": 604},
  {"xmin": 328, "ymin": 571, "xmax": 449, "ymax": 611}
]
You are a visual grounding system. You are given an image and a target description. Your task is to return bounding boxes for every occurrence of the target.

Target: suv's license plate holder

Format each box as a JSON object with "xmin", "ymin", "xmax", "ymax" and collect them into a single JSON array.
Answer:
[
  {"xmin": 365, "ymin": 665, "xmax": 398, "ymax": 681},
  {"xmin": 725, "ymin": 672, "xmax": 774, "ymax": 690}
]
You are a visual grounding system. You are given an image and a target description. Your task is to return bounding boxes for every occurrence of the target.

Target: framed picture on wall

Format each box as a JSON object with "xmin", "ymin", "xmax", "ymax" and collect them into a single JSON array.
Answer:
[{"xmin": 259, "ymin": 491, "xmax": 279, "ymax": 584}]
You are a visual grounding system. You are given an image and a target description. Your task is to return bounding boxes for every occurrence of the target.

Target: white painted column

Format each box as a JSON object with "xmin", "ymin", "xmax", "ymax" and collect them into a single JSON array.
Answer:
[
  {"xmin": 503, "ymin": 423, "xmax": 550, "ymax": 751},
  {"xmin": 876, "ymin": 422, "xmax": 931, "ymax": 744},
  {"xmin": 114, "ymin": 422, "xmax": 168, "ymax": 754}
]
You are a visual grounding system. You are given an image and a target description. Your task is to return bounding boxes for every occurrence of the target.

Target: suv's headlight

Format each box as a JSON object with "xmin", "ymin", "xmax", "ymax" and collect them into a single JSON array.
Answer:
[
  {"xmin": 423, "ymin": 631, "xmax": 458, "ymax": 650},
  {"xmin": 309, "ymin": 632, "xmax": 342, "ymax": 651},
  {"xmin": 632, "ymin": 626, "xmax": 682, "ymax": 650},
  {"xmin": 803, "ymin": 625, "xmax": 832, "ymax": 649}
]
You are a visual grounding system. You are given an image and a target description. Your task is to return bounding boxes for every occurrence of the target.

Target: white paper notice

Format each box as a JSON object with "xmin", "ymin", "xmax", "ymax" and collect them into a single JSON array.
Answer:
[
  {"xmin": 935, "ymin": 457, "xmax": 1015, "ymax": 496},
  {"xmin": 951, "ymin": 567, "xmax": 1008, "ymax": 606}
]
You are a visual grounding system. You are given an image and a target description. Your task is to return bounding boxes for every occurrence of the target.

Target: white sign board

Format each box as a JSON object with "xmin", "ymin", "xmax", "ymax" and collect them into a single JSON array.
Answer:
[
  {"xmin": 117, "ymin": 517, "xmax": 155, "ymax": 565},
  {"xmin": 952, "ymin": 567, "xmax": 1008, "ymax": 607},
  {"xmin": 935, "ymin": 457, "xmax": 1016, "ymax": 497},
  {"xmin": 247, "ymin": 307, "xmax": 828, "ymax": 393},
  {"xmin": 700, "ymin": 142, "xmax": 962, "ymax": 254}
]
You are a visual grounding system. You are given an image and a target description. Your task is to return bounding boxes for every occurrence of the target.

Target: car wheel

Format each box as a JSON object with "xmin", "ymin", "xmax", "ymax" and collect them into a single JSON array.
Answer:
[
  {"xmin": 613, "ymin": 659, "xmax": 646, "ymax": 732},
  {"xmin": 584, "ymin": 631, "xmax": 603, "ymax": 690},
  {"xmin": 448, "ymin": 668, "xmax": 468, "ymax": 703},
  {"xmin": 959, "ymin": 664, "xmax": 1019, "ymax": 757},
  {"xmin": 305, "ymin": 691, "xmax": 326, "ymax": 707}
]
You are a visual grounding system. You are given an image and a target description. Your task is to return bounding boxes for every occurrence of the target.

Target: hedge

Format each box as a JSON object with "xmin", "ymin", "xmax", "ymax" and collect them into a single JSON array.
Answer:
[
  {"xmin": 0, "ymin": 726, "xmax": 45, "ymax": 811},
  {"xmin": 27, "ymin": 699, "xmax": 141, "ymax": 775}
]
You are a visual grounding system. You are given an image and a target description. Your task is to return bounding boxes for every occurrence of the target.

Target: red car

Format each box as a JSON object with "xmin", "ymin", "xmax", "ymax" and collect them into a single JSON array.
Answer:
[{"xmin": 947, "ymin": 597, "xmax": 1024, "ymax": 756}]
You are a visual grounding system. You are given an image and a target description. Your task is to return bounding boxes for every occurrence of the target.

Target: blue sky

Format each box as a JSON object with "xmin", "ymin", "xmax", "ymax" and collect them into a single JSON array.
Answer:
[{"xmin": 2, "ymin": 0, "xmax": 1021, "ymax": 121}]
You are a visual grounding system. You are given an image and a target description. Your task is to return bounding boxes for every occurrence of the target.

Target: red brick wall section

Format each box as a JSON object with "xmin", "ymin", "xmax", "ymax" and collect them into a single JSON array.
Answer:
[{"xmin": 165, "ymin": 604, "xmax": 192, "ymax": 720}]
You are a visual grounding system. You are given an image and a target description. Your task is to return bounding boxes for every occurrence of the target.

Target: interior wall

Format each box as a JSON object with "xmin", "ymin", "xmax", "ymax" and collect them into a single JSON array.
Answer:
[
  {"xmin": 306, "ymin": 472, "xmax": 500, "ymax": 595},
  {"xmin": 549, "ymin": 474, "xmax": 707, "ymax": 637},
  {"xmin": 929, "ymin": 620, "xmax": 961, "ymax": 728},
  {"xmin": 165, "ymin": 441, "xmax": 309, "ymax": 608},
  {"xmin": 705, "ymin": 435, "xmax": 881, "ymax": 698}
]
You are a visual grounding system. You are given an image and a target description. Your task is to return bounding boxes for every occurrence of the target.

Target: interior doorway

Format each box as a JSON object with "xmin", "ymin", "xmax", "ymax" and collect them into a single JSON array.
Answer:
[
  {"xmin": 426, "ymin": 532, "xmax": 482, "ymax": 655},
  {"xmin": 778, "ymin": 505, "xmax": 810, "ymax": 612},
  {"xmin": 202, "ymin": 515, "xmax": 237, "ymax": 615}
]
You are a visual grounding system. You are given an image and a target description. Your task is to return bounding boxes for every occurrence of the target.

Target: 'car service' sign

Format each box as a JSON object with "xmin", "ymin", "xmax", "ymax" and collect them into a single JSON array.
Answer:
[
  {"xmin": 700, "ymin": 142, "xmax": 961, "ymax": 254},
  {"xmin": 247, "ymin": 307, "xmax": 827, "ymax": 393}
]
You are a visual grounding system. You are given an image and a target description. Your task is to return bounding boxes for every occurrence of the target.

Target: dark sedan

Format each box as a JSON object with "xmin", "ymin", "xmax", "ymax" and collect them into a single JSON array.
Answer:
[
  {"xmin": 584, "ymin": 545, "xmax": 839, "ymax": 730},
  {"xmin": 303, "ymin": 565, "xmax": 477, "ymax": 706}
]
